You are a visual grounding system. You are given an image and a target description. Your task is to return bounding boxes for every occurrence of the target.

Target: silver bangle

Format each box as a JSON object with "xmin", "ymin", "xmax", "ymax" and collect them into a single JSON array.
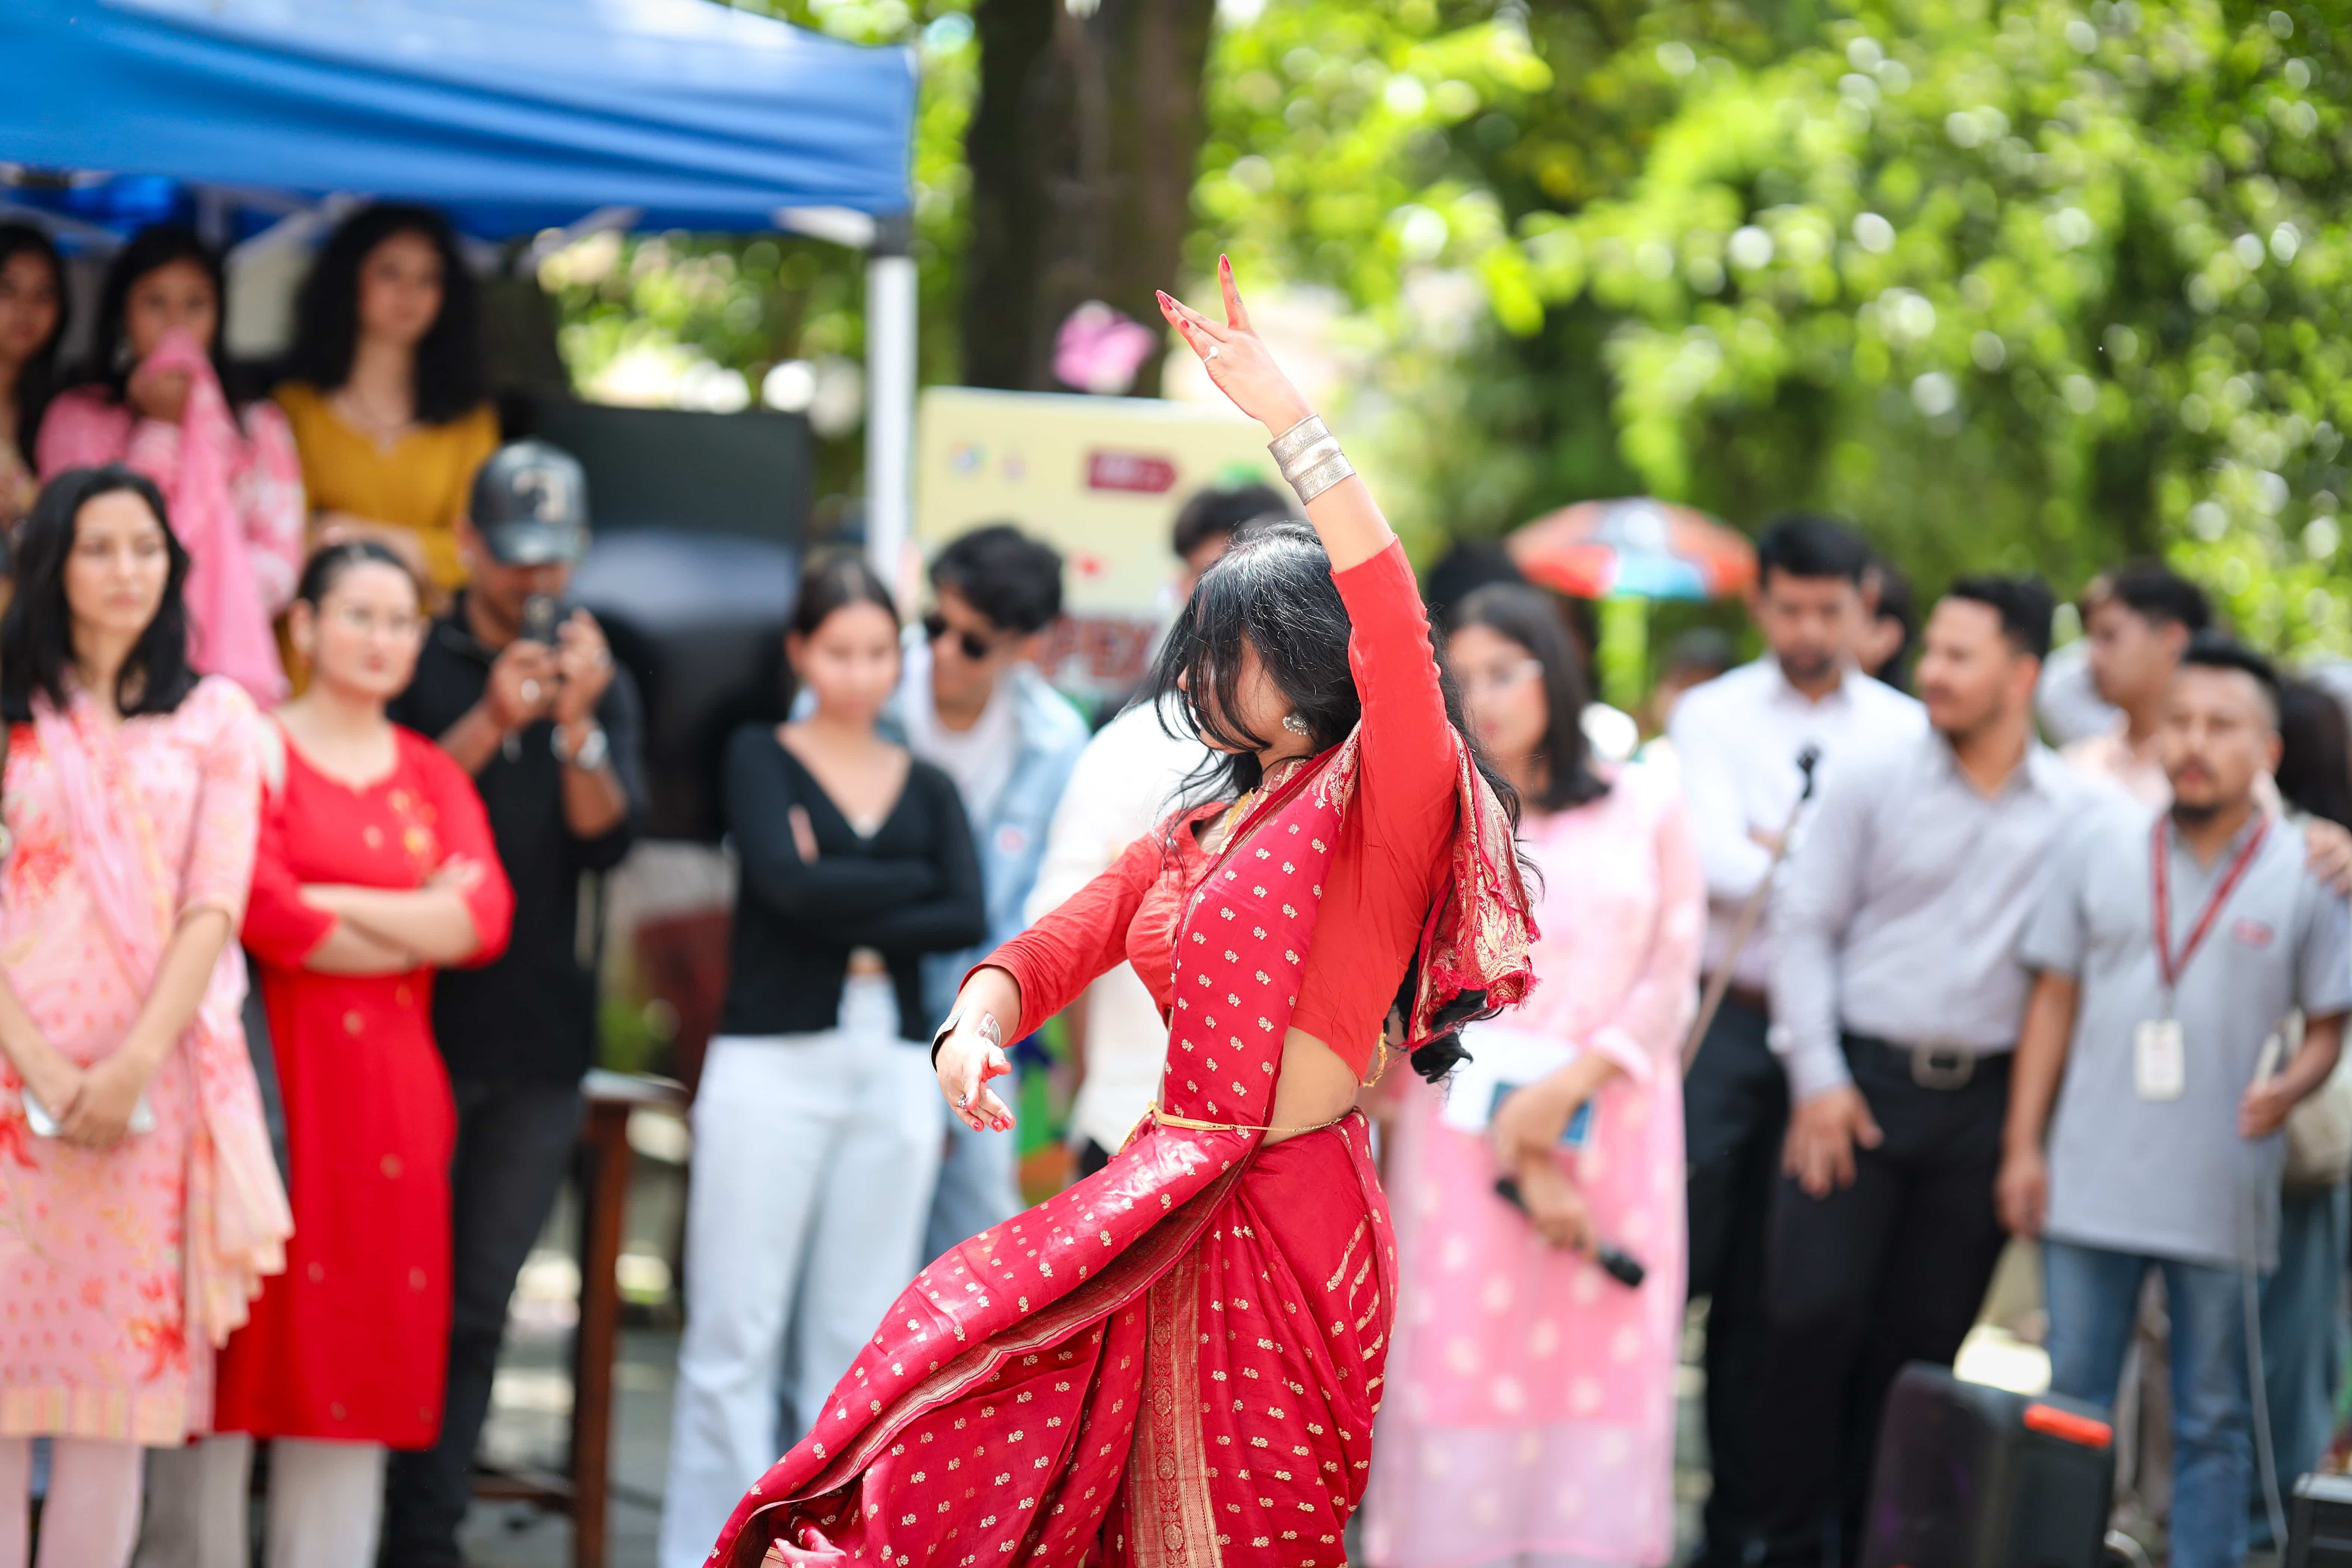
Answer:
[
  {"xmin": 1267, "ymin": 414, "xmax": 1332, "ymax": 467},
  {"xmin": 1286, "ymin": 450, "xmax": 1357, "ymax": 504},
  {"xmin": 1268, "ymin": 414, "xmax": 1355, "ymax": 504}
]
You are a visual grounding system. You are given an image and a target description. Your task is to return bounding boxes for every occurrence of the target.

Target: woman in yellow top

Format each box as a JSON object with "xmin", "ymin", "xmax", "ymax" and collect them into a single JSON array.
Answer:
[{"xmin": 274, "ymin": 204, "xmax": 498, "ymax": 599}]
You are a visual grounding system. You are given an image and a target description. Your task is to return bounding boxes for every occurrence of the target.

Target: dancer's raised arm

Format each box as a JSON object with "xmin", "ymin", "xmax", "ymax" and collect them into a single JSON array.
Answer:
[{"xmin": 1157, "ymin": 257, "xmax": 1394, "ymax": 573}]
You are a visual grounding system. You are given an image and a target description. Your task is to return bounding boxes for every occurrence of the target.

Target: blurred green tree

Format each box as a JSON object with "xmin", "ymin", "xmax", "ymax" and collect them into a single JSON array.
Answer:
[{"xmin": 1197, "ymin": 0, "xmax": 2352, "ymax": 648}]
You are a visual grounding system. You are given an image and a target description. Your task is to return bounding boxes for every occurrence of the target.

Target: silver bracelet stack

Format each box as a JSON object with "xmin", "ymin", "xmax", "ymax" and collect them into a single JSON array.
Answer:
[{"xmin": 1268, "ymin": 414, "xmax": 1356, "ymax": 504}]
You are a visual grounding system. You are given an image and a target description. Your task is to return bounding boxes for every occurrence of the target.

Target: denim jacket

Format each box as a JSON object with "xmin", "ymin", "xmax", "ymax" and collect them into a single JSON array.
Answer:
[{"xmin": 797, "ymin": 636, "xmax": 1090, "ymax": 1030}]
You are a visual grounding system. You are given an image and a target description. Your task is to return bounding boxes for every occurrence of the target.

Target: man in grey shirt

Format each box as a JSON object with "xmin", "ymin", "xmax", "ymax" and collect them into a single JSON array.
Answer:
[
  {"xmin": 1755, "ymin": 576, "xmax": 2098, "ymax": 1568},
  {"xmin": 2000, "ymin": 639, "xmax": 2350, "ymax": 1568}
]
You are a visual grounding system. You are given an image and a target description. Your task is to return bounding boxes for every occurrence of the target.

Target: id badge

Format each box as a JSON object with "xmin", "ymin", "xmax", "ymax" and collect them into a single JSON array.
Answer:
[{"xmin": 2134, "ymin": 1018, "xmax": 2185, "ymax": 1101}]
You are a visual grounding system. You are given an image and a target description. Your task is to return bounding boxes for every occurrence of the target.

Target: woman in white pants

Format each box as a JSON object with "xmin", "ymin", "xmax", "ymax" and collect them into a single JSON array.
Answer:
[{"xmin": 657, "ymin": 553, "xmax": 988, "ymax": 1568}]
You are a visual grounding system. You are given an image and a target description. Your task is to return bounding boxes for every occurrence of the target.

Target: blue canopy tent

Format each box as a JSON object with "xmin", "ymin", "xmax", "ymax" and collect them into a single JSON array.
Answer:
[{"xmin": 0, "ymin": 0, "xmax": 921, "ymax": 571}]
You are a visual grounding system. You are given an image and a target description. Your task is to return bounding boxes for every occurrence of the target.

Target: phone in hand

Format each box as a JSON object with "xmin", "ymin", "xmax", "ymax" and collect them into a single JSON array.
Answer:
[
  {"xmin": 23, "ymin": 1086, "xmax": 155, "ymax": 1138},
  {"xmin": 521, "ymin": 594, "xmax": 562, "ymax": 646}
]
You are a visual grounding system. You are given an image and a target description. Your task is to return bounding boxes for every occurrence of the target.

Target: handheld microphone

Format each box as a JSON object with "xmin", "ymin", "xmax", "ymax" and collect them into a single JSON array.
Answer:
[{"xmin": 1491, "ymin": 1176, "xmax": 1646, "ymax": 1287}]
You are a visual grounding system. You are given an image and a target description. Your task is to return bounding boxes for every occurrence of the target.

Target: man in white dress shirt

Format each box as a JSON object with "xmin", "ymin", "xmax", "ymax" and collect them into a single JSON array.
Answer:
[
  {"xmin": 1028, "ymin": 484, "xmax": 1286, "ymax": 1176},
  {"xmin": 1666, "ymin": 515, "xmax": 1925, "ymax": 1568}
]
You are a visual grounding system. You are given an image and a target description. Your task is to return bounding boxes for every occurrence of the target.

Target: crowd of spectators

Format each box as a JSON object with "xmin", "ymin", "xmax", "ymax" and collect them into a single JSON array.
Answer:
[{"xmin": 1, "ymin": 201, "xmax": 2349, "ymax": 1568}]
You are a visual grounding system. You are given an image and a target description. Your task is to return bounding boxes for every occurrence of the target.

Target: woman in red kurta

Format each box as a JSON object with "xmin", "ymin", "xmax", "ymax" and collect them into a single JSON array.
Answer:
[
  {"xmin": 214, "ymin": 540, "xmax": 513, "ymax": 1567},
  {"xmin": 713, "ymin": 264, "xmax": 1536, "ymax": 1568}
]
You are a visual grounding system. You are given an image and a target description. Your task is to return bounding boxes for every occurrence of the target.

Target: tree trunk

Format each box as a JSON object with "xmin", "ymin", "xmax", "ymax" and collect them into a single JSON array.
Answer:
[{"xmin": 961, "ymin": 0, "xmax": 1218, "ymax": 395}]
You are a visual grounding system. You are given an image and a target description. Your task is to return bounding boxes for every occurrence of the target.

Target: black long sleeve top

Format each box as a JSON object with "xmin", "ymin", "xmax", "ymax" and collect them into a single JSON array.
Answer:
[{"xmin": 718, "ymin": 723, "xmax": 988, "ymax": 1041}]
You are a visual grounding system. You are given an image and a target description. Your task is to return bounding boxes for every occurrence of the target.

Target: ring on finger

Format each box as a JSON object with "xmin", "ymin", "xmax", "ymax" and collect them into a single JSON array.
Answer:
[
  {"xmin": 1203, "ymin": 344, "xmax": 1221, "ymax": 361},
  {"xmin": 521, "ymin": 678, "xmax": 542, "ymax": 704}
]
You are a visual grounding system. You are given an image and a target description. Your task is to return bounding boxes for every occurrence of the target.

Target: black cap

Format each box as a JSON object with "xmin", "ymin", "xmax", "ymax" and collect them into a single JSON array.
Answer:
[{"xmin": 470, "ymin": 440, "xmax": 589, "ymax": 567}]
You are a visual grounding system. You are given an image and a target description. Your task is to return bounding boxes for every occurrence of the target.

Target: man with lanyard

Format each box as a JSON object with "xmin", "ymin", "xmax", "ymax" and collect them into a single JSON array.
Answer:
[
  {"xmin": 2049, "ymin": 564, "xmax": 2351, "ymax": 1540},
  {"xmin": 1758, "ymin": 577, "xmax": 2095, "ymax": 1568},
  {"xmin": 1665, "ymin": 514, "xmax": 1923, "ymax": 1568},
  {"xmin": 380, "ymin": 441, "xmax": 647, "ymax": 1568},
  {"xmin": 2000, "ymin": 638, "xmax": 2350, "ymax": 1568},
  {"xmin": 896, "ymin": 524, "xmax": 1088, "ymax": 1255}
]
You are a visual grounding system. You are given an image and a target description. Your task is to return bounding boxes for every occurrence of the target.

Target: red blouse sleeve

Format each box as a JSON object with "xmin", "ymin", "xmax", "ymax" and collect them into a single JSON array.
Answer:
[
  {"xmin": 411, "ymin": 733, "xmax": 515, "ymax": 969},
  {"xmin": 1333, "ymin": 539, "xmax": 1458, "ymax": 849},
  {"xmin": 979, "ymin": 829, "xmax": 1163, "ymax": 1038},
  {"xmin": 240, "ymin": 773, "xmax": 336, "ymax": 970}
]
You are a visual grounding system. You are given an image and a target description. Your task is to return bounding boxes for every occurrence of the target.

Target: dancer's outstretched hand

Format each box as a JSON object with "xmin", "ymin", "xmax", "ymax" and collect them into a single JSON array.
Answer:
[{"xmin": 1156, "ymin": 256, "xmax": 1312, "ymax": 435}]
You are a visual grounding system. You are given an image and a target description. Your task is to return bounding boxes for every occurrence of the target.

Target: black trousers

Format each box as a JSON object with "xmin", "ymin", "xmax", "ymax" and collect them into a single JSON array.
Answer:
[
  {"xmin": 1074, "ymin": 1137, "xmax": 1114, "ymax": 1180},
  {"xmin": 1751, "ymin": 1037, "xmax": 2013, "ymax": 1568},
  {"xmin": 380, "ymin": 1079, "xmax": 585, "ymax": 1568},
  {"xmin": 1684, "ymin": 994, "xmax": 1788, "ymax": 1568}
]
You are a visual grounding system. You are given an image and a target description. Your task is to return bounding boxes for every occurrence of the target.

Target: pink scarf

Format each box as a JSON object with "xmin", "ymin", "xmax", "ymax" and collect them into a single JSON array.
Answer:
[
  {"xmin": 135, "ymin": 332, "xmax": 288, "ymax": 705},
  {"xmin": 30, "ymin": 690, "xmax": 290, "ymax": 1391}
]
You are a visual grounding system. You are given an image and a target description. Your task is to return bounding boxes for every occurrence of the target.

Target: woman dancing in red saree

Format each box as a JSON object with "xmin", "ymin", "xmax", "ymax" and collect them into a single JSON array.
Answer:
[{"xmin": 712, "ymin": 262, "xmax": 1536, "ymax": 1568}]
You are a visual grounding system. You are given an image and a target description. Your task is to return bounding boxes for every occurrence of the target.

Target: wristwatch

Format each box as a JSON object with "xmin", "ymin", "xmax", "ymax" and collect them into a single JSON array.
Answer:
[{"xmin": 552, "ymin": 723, "xmax": 609, "ymax": 772}]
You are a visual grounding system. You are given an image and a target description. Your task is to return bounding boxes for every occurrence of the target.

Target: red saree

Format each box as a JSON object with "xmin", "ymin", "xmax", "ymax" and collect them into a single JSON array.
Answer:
[{"xmin": 712, "ymin": 724, "xmax": 1532, "ymax": 1568}]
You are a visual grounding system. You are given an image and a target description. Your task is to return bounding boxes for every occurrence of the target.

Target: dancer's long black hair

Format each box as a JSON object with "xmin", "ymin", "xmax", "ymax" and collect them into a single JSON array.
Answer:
[{"xmin": 1146, "ymin": 518, "xmax": 1520, "ymax": 1084}]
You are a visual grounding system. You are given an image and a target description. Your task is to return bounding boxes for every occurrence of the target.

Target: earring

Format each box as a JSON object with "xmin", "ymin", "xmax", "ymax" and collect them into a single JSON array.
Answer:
[{"xmin": 1282, "ymin": 713, "xmax": 1310, "ymax": 736}]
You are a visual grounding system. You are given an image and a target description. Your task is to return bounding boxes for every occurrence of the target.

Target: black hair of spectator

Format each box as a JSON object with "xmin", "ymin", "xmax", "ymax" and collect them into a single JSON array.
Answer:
[
  {"xmin": 0, "ymin": 223, "xmax": 68, "ymax": 462},
  {"xmin": 1867, "ymin": 558, "xmax": 1918, "ymax": 689},
  {"xmin": 2086, "ymin": 559, "xmax": 2210, "ymax": 634},
  {"xmin": 1664, "ymin": 626, "xmax": 1737, "ymax": 680},
  {"xmin": 1944, "ymin": 575, "xmax": 2056, "ymax": 661},
  {"xmin": 1171, "ymin": 482, "xmax": 1290, "ymax": 562},
  {"xmin": 1, "ymin": 466, "xmax": 196, "ymax": 723},
  {"xmin": 1755, "ymin": 513, "xmax": 1872, "ymax": 588},
  {"xmin": 792, "ymin": 550, "xmax": 901, "ymax": 640},
  {"xmin": 1148, "ymin": 516, "xmax": 1519, "ymax": 1086},
  {"xmin": 2178, "ymin": 633, "xmax": 2283, "ymax": 727},
  {"xmin": 1447, "ymin": 582, "xmax": 1609, "ymax": 812},
  {"xmin": 295, "ymin": 538, "xmax": 419, "ymax": 609},
  {"xmin": 930, "ymin": 523, "xmax": 1064, "ymax": 635},
  {"xmin": 1422, "ymin": 537, "xmax": 1525, "ymax": 627},
  {"xmin": 287, "ymin": 203, "xmax": 485, "ymax": 426},
  {"xmin": 81, "ymin": 225, "xmax": 247, "ymax": 407},
  {"xmin": 2276, "ymin": 679, "xmax": 2352, "ymax": 830}
]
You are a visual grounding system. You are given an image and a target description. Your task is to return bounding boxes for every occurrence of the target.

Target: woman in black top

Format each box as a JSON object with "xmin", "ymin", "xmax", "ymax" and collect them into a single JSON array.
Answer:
[{"xmin": 660, "ymin": 555, "xmax": 986, "ymax": 1561}]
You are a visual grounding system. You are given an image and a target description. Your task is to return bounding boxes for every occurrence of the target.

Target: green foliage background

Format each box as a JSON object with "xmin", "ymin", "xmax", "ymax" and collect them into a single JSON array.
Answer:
[{"xmin": 563, "ymin": 0, "xmax": 2352, "ymax": 652}]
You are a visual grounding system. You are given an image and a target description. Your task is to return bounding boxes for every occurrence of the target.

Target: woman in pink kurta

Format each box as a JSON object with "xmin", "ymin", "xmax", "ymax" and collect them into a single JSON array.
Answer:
[
  {"xmin": 0, "ymin": 466, "xmax": 290, "ymax": 1568},
  {"xmin": 36, "ymin": 225, "xmax": 304, "ymax": 706},
  {"xmin": 1365, "ymin": 583, "xmax": 1704, "ymax": 1568}
]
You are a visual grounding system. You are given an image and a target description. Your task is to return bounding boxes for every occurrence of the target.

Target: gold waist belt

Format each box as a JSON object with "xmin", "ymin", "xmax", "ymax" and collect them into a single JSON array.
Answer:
[{"xmin": 1125, "ymin": 1101, "xmax": 1352, "ymax": 1146}]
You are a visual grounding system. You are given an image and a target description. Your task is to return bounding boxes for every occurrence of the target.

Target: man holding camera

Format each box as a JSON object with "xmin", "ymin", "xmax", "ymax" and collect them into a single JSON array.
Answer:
[{"xmin": 380, "ymin": 440, "xmax": 647, "ymax": 1568}]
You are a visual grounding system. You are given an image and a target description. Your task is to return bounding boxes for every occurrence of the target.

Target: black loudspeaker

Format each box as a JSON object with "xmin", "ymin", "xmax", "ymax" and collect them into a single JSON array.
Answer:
[
  {"xmin": 2286, "ymin": 1471, "xmax": 2352, "ymax": 1568},
  {"xmin": 1858, "ymin": 1363, "xmax": 2115, "ymax": 1568}
]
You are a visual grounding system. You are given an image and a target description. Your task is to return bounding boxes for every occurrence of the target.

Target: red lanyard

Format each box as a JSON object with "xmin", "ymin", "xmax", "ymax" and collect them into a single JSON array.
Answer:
[{"xmin": 2150, "ymin": 814, "xmax": 2269, "ymax": 992}]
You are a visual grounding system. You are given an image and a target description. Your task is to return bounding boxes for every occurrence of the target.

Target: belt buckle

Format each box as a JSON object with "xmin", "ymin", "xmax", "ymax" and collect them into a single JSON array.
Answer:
[{"xmin": 1908, "ymin": 1044, "xmax": 1973, "ymax": 1090}]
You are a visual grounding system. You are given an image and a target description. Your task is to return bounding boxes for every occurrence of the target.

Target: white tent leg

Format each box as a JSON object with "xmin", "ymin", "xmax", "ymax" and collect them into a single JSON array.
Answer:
[{"xmin": 864, "ymin": 232, "xmax": 917, "ymax": 599}]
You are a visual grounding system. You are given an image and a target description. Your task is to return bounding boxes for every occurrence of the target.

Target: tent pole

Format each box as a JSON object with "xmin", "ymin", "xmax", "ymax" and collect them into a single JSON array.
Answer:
[{"xmin": 865, "ymin": 212, "xmax": 917, "ymax": 602}]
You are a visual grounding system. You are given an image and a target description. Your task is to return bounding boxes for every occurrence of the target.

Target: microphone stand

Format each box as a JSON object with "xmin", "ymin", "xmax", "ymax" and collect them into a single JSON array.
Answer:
[{"xmin": 1681, "ymin": 744, "xmax": 1820, "ymax": 1075}]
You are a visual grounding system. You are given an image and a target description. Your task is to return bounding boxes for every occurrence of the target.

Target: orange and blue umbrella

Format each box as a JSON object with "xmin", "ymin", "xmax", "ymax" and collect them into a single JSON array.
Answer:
[{"xmin": 1505, "ymin": 498, "xmax": 1756, "ymax": 601}]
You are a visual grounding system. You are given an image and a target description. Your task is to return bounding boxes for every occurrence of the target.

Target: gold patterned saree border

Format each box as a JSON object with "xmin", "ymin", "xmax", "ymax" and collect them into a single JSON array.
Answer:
[
  {"xmin": 1128, "ymin": 1246, "xmax": 1223, "ymax": 1568},
  {"xmin": 728, "ymin": 1161, "xmax": 1252, "ymax": 1562}
]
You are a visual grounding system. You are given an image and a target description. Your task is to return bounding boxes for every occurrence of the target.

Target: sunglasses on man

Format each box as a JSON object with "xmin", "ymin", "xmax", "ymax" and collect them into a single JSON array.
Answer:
[{"xmin": 923, "ymin": 611, "xmax": 1002, "ymax": 662}]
